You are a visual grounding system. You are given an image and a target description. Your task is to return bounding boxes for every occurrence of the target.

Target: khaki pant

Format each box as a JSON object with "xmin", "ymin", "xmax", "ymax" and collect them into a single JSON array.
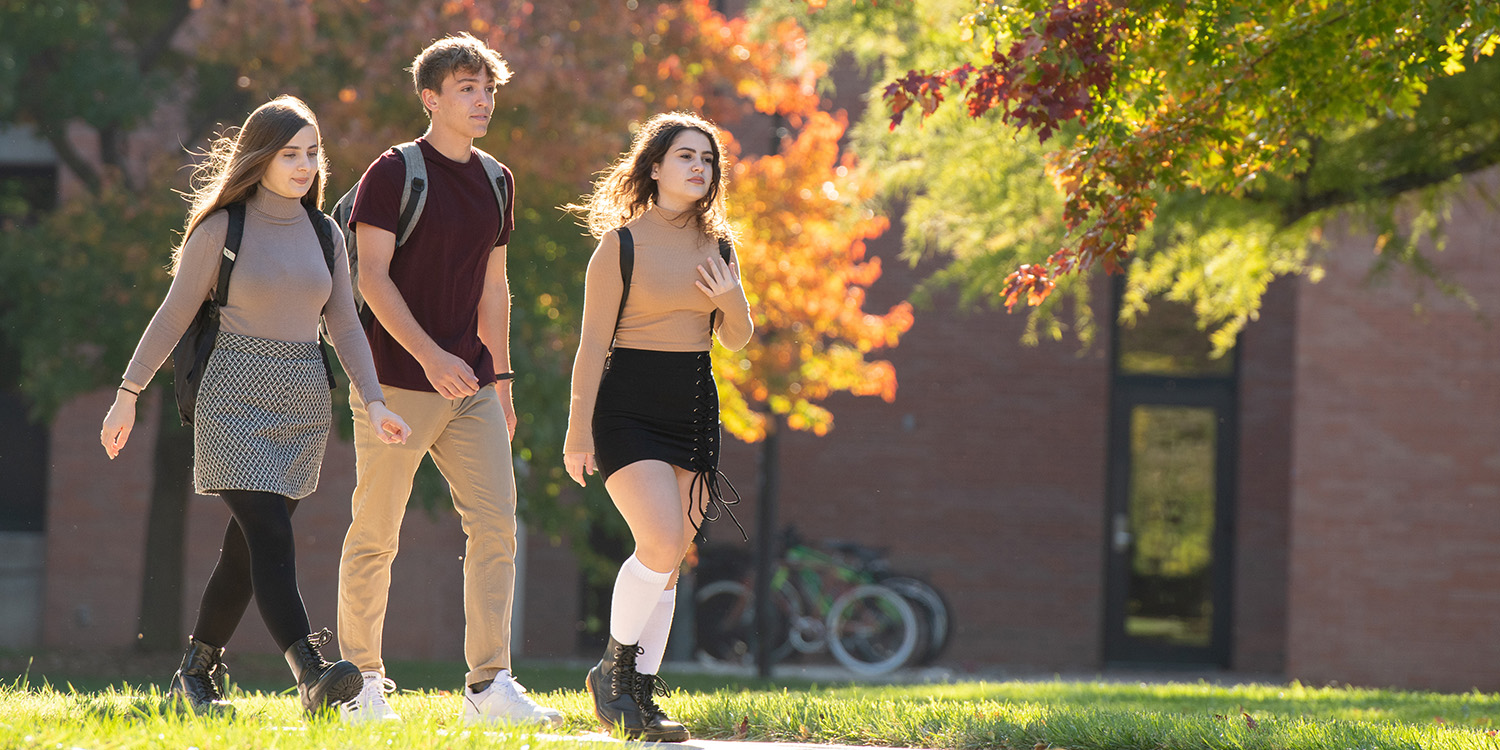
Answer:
[{"xmin": 337, "ymin": 384, "xmax": 517, "ymax": 686}]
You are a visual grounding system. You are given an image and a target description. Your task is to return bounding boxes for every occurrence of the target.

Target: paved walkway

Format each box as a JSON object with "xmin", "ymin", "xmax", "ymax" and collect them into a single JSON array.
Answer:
[
  {"xmin": 640, "ymin": 656, "xmax": 1284, "ymax": 688},
  {"xmin": 552, "ymin": 733, "xmax": 912, "ymax": 750}
]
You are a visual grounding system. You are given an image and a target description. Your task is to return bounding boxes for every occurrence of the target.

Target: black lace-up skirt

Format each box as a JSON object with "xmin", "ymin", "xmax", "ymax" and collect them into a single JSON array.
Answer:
[{"xmin": 594, "ymin": 348, "xmax": 743, "ymax": 536}]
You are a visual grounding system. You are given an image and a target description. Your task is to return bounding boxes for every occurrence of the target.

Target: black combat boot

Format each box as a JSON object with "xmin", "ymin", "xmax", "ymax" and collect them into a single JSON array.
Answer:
[
  {"xmin": 282, "ymin": 628, "xmax": 362, "ymax": 715},
  {"xmin": 211, "ymin": 652, "xmax": 231, "ymax": 698},
  {"xmin": 633, "ymin": 672, "xmax": 690, "ymax": 742},
  {"xmin": 168, "ymin": 637, "xmax": 234, "ymax": 715},
  {"xmin": 585, "ymin": 637, "xmax": 646, "ymax": 736}
]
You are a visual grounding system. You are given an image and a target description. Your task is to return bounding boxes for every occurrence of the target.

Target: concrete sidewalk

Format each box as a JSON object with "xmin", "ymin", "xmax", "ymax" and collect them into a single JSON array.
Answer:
[
  {"xmin": 552, "ymin": 733, "xmax": 907, "ymax": 750},
  {"xmin": 648, "ymin": 655, "xmax": 1284, "ymax": 688}
]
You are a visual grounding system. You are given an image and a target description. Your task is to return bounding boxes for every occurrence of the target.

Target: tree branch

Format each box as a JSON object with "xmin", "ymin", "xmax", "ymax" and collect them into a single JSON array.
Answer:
[
  {"xmin": 136, "ymin": 0, "xmax": 194, "ymax": 76},
  {"xmin": 1279, "ymin": 141, "xmax": 1500, "ymax": 226},
  {"xmin": 42, "ymin": 126, "xmax": 102, "ymax": 195}
]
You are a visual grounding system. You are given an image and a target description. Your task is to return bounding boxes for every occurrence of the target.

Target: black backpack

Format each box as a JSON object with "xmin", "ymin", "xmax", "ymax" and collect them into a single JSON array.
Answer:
[
  {"xmin": 329, "ymin": 141, "xmax": 509, "ymax": 326},
  {"xmin": 171, "ymin": 201, "xmax": 340, "ymax": 426}
]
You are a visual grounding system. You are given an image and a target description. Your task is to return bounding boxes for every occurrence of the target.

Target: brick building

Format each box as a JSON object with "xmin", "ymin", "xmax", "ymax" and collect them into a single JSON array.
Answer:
[{"xmin": 5, "ymin": 78, "xmax": 1500, "ymax": 693}]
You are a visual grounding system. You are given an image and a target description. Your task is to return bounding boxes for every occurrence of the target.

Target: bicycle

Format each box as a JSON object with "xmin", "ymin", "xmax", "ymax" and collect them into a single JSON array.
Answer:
[
  {"xmin": 810, "ymin": 538, "xmax": 954, "ymax": 666},
  {"xmin": 694, "ymin": 529, "xmax": 939, "ymax": 675}
]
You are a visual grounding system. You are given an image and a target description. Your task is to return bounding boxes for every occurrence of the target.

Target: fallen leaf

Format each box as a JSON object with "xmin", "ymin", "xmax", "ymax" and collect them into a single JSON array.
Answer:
[
  {"xmin": 732, "ymin": 717, "xmax": 749, "ymax": 740},
  {"xmin": 799, "ymin": 724, "xmax": 811, "ymax": 740},
  {"xmin": 1242, "ymin": 711, "xmax": 1258, "ymax": 730}
]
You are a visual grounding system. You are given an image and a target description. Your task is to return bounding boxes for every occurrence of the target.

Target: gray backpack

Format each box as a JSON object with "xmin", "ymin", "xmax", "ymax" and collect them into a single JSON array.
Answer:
[{"xmin": 330, "ymin": 141, "xmax": 509, "ymax": 326}]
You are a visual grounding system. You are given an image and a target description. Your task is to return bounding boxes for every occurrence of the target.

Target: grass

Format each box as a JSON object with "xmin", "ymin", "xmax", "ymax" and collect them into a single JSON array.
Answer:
[{"xmin": 7, "ymin": 655, "xmax": 1500, "ymax": 749}]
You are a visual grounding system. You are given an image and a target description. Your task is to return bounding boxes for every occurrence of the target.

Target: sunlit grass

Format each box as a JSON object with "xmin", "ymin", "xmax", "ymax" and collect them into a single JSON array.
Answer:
[{"xmin": 6, "ymin": 672, "xmax": 1500, "ymax": 749}]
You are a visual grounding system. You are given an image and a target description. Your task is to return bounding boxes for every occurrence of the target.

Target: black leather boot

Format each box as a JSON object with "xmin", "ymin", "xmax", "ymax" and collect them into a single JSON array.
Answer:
[
  {"xmin": 282, "ymin": 628, "xmax": 362, "ymax": 715},
  {"xmin": 211, "ymin": 653, "xmax": 231, "ymax": 698},
  {"xmin": 633, "ymin": 672, "xmax": 690, "ymax": 742},
  {"xmin": 585, "ymin": 637, "xmax": 645, "ymax": 736},
  {"xmin": 168, "ymin": 637, "xmax": 234, "ymax": 715}
]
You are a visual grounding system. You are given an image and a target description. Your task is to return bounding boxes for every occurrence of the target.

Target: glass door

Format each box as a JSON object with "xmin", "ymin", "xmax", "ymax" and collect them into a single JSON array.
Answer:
[{"xmin": 1104, "ymin": 381, "xmax": 1235, "ymax": 664}]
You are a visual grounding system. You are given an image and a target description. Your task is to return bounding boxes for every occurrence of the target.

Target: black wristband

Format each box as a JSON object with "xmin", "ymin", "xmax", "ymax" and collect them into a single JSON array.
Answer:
[
  {"xmin": 495, "ymin": 372, "xmax": 515, "ymax": 381},
  {"xmin": 118, "ymin": 385, "xmax": 140, "ymax": 396}
]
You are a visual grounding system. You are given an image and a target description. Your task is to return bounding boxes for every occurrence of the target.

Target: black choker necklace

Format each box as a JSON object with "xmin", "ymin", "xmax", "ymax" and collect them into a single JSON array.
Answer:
[{"xmin": 653, "ymin": 205, "xmax": 693, "ymax": 226}]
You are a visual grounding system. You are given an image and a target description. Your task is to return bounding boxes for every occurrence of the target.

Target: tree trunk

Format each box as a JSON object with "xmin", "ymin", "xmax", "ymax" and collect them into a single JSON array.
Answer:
[
  {"xmin": 135, "ymin": 390, "xmax": 194, "ymax": 652},
  {"xmin": 753, "ymin": 413, "xmax": 782, "ymax": 678}
]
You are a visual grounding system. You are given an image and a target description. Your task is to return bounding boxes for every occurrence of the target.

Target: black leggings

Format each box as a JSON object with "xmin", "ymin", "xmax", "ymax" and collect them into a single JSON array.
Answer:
[{"xmin": 191, "ymin": 490, "xmax": 310, "ymax": 653}]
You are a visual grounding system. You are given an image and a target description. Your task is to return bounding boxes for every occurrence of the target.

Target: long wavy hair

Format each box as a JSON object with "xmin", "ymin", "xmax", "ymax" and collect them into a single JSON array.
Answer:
[
  {"xmin": 570, "ymin": 111, "xmax": 733, "ymax": 240},
  {"xmin": 171, "ymin": 95, "xmax": 325, "ymax": 274}
]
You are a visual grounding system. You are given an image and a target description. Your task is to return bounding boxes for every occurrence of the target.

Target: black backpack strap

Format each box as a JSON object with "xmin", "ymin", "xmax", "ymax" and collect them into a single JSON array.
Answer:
[
  {"xmin": 305, "ymin": 203, "xmax": 338, "ymax": 272},
  {"xmin": 709, "ymin": 237, "xmax": 732, "ymax": 335},
  {"xmin": 304, "ymin": 204, "xmax": 339, "ymax": 390},
  {"xmin": 610, "ymin": 227, "xmax": 634, "ymax": 353},
  {"xmin": 215, "ymin": 202, "xmax": 246, "ymax": 306}
]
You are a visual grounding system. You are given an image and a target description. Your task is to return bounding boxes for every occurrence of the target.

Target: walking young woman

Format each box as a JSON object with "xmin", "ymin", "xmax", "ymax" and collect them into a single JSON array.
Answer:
[
  {"xmin": 564, "ymin": 112, "xmax": 753, "ymax": 741},
  {"xmin": 99, "ymin": 95, "xmax": 412, "ymax": 716}
]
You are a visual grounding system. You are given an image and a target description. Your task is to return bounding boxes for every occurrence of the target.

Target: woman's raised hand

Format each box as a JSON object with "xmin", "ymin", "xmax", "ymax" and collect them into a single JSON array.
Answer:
[{"xmin": 694, "ymin": 252, "xmax": 740, "ymax": 298}]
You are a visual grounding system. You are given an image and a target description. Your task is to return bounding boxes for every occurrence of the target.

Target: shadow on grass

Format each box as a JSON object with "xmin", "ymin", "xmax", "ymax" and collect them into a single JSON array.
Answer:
[{"xmin": 3, "ymin": 648, "xmax": 835, "ymax": 697}]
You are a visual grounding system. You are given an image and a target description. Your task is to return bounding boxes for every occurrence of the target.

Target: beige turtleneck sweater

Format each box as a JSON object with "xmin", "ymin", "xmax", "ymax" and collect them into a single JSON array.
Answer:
[
  {"xmin": 122, "ymin": 188, "xmax": 384, "ymax": 406},
  {"xmin": 563, "ymin": 209, "xmax": 754, "ymax": 455}
]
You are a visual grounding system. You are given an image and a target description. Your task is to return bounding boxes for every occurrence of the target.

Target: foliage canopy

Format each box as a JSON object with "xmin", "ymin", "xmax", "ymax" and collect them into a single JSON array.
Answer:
[{"xmin": 767, "ymin": 0, "xmax": 1500, "ymax": 349}]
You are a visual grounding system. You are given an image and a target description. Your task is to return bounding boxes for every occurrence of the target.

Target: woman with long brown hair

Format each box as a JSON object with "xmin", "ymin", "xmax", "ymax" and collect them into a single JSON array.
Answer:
[
  {"xmin": 99, "ymin": 95, "xmax": 411, "ymax": 716},
  {"xmin": 564, "ymin": 111, "xmax": 753, "ymax": 741}
]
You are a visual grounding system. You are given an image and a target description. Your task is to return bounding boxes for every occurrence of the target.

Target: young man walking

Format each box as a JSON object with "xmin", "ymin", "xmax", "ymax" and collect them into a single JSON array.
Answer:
[{"xmin": 336, "ymin": 33, "xmax": 560, "ymax": 726}]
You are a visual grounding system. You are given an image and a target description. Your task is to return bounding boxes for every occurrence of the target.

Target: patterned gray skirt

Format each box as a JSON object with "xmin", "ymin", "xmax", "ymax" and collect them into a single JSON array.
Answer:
[{"xmin": 193, "ymin": 331, "xmax": 331, "ymax": 499}]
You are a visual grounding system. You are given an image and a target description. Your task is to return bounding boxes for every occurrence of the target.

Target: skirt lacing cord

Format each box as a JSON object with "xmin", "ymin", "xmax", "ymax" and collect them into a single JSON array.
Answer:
[
  {"xmin": 689, "ymin": 352, "xmax": 747, "ymax": 541},
  {"xmin": 689, "ymin": 468, "xmax": 746, "ymax": 541}
]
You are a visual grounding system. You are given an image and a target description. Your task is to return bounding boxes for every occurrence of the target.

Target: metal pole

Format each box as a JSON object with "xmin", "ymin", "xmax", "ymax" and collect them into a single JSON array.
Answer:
[{"xmin": 753, "ymin": 413, "xmax": 781, "ymax": 678}]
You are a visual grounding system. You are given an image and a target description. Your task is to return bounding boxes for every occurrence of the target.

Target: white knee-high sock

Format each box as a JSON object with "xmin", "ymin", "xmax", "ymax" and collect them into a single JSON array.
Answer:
[
  {"xmin": 609, "ymin": 555, "xmax": 672, "ymax": 645},
  {"xmin": 636, "ymin": 588, "xmax": 677, "ymax": 675}
]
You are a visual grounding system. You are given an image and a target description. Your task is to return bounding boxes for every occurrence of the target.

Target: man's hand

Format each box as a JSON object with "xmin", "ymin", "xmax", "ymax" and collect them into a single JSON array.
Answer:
[{"xmin": 420, "ymin": 349, "xmax": 480, "ymax": 399}]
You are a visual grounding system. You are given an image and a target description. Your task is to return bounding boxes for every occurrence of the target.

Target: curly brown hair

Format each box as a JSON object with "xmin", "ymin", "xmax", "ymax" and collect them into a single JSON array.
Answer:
[{"xmin": 569, "ymin": 112, "xmax": 733, "ymax": 240}]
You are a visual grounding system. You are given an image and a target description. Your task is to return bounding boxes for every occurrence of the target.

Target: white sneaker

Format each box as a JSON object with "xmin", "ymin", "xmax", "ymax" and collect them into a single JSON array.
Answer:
[
  {"xmin": 462, "ymin": 672, "xmax": 563, "ymax": 727},
  {"xmin": 339, "ymin": 671, "xmax": 401, "ymax": 723}
]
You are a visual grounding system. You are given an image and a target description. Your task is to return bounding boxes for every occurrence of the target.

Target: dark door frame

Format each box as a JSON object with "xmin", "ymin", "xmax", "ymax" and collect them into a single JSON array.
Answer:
[{"xmin": 1102, "ymin": 282, "xmax": 1239, "ymax": 666}]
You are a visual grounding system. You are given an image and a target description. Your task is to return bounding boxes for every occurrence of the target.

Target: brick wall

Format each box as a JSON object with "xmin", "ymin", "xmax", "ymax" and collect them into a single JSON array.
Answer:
[
  {"xmin": 1286, "ymin": 167, "xmax": 1500, "ymax": 690},
  {"xmin": 1231, "ymin": 279, "xmax": 1296, "ymax": 673}
]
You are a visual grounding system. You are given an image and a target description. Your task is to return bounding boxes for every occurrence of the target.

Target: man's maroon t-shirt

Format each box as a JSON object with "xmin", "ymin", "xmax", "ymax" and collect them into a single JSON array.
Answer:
[{"xmin": 349, "ymin": 138, "xmax": 515, "ymax": 393}]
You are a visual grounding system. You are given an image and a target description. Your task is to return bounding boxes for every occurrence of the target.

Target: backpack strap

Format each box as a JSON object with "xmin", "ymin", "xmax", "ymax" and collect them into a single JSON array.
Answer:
[
  {"xmin": 305, "ymin": 203, "xmax": 338, "ymax": 273},
  {"xmin": 390, "ymin": 143, "xmax": 509, "ymax": 250},
  {"xmin": 475, "ymin": 149, "xmax": 510, "ymax": 247},
  {"xmin": 708, "ymin": 237, "xmax": 732, "ymax": 336},
  {"xmin": 610, "ymin": 227, "xmax": 634, "ymax": 354},
  {"xmin": 304, "ymin": 203, "xmax": 340, "ymax": 390},
  {"xmin": 393, "ymin": 141, "xmax": 427, "ymax": 247},
  {"xmin": 214, "ymin": 202, "xmax": 246, "ymax": 306}
]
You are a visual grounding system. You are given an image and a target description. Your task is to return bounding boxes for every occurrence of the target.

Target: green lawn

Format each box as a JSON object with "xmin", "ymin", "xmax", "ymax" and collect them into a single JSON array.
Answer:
[{"xmin": 6, "ymin": 653, "xmax": 1500, "ymax": 749}]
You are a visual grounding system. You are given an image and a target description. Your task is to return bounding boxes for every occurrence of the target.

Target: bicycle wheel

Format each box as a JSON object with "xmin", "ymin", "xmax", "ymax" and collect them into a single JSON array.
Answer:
[
  {"xmin": 825, "ymin": 584, "xmax": 919, "ymax": 676},
  {"xmin": 882, "ymin": 576, "xmax": 952, "ymax": 665},
  {"xmin": 694, "ymin": 580, "xmax": 797, "ymax": 666}
]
